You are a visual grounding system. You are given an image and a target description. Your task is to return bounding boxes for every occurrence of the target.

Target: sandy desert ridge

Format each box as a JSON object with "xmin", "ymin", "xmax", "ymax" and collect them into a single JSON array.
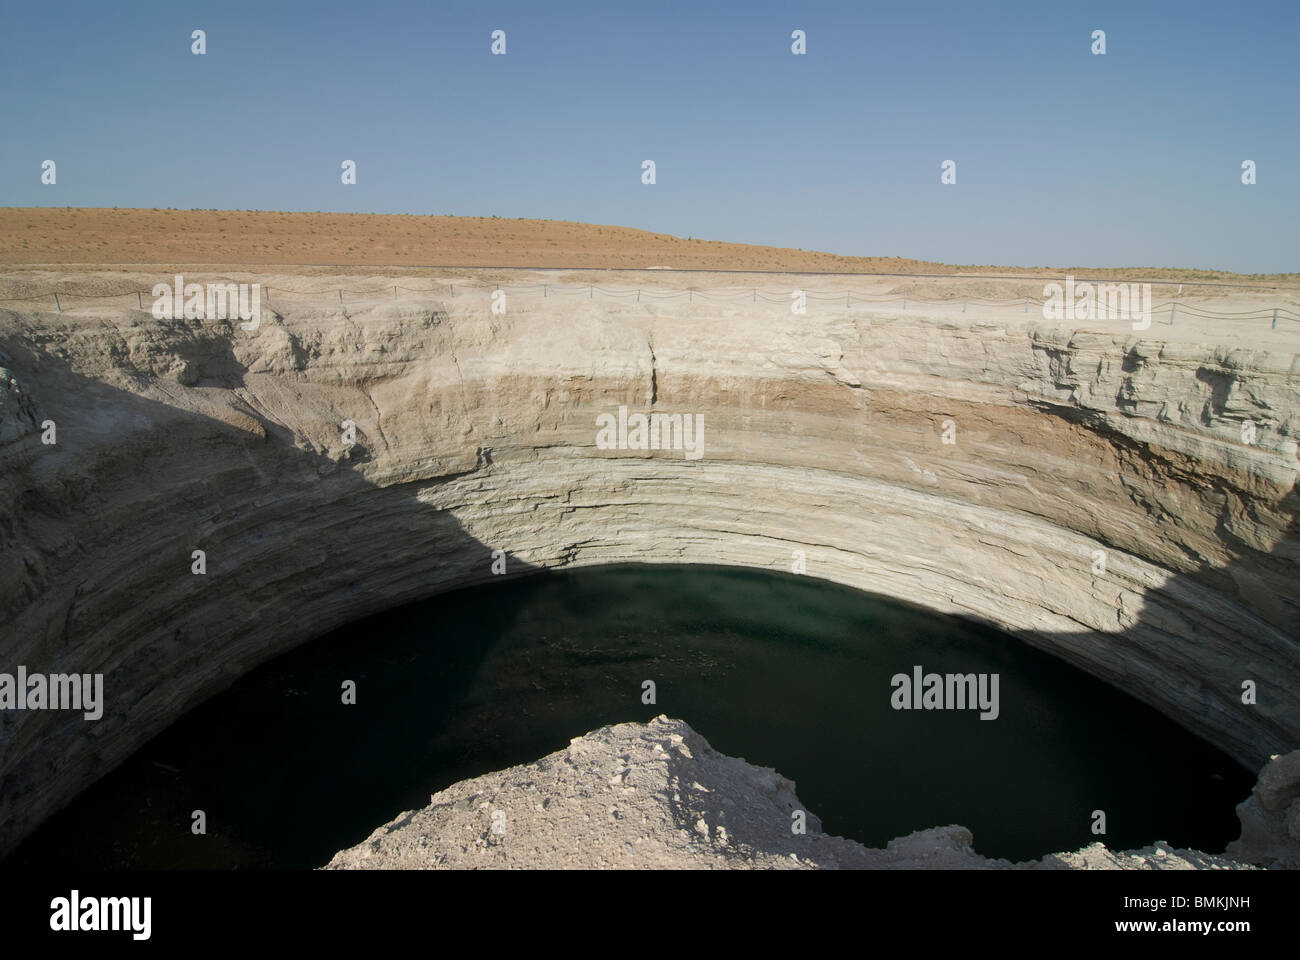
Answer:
[{"xmin": 2, "ymin": 207, "xmax": 1297, "ymax": 285}]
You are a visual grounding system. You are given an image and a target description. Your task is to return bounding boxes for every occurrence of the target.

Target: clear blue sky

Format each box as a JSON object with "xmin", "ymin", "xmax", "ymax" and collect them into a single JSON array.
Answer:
[{"xmin": 2, "ymin": 0, "xmax": 1296, "ymax": 272}]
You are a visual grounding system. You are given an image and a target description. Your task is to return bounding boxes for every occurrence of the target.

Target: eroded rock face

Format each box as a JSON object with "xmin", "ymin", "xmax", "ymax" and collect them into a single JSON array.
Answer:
[
  {"xmin": 0, "ymin": 276, "xmax": 1297, "ymax": 857},
  {"xmin": 1226, "ymin": 751, "xmax": 1300, "ymax": 868},
  {"xmin": 323, "ymin": 716, "xmax": 1258, "ymax": 870}
]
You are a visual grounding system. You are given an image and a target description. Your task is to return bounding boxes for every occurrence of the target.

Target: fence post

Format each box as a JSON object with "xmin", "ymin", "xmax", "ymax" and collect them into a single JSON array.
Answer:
[
  {"xmin": 962, "ymin": 301, "xmax": 966, "ymax": 312},
  {"xmin": 1024, "ymin": 299, "xmax": 1028, "ymax": 313},
  {"xmin": 394, "ymin": 286, "xmax": 397, "ymax": 300},
  {"xmin": 338, "ymin": 289, "xmax": 343, "ymax": 303},
  {"xmin": 590, "ymin": 286, "xmax": 593, "ymax": 299},
  {"xmin": 636, "ymin": 289, "xmax": 640, "ymax": 303},
  {"xmin": 54, "ymin": 293, "xmax": 61, "ymax": 312},
  {"xmin": 1170, "ymin": 303, "xmax": 1176, "ymax": 325},
  {"xmin": 138, "ymin": 291, "xmax": 142, "ymax": 309},
  {"xmin": 1273, "ymin": 309, "xmax": 1278, "ymax": 330}
]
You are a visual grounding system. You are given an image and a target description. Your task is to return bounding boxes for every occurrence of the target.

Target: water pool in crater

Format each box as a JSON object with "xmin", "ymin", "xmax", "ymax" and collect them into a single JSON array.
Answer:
[{"xmin": 8, "ymin": 564, "xmax": 1253, "ymax": 868}]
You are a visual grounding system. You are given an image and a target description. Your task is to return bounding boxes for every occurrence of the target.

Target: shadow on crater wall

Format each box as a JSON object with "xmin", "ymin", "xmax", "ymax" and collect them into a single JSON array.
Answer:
[{"xmin": 0, "ymin": 312, "xmax": 1296, "ymax": 865}]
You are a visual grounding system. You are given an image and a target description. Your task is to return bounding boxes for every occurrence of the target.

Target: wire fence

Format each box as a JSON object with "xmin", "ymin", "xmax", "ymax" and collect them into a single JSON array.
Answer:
[{"xmin": 2, "ymin": 279, "xmax": 1298, "ymax": 328}]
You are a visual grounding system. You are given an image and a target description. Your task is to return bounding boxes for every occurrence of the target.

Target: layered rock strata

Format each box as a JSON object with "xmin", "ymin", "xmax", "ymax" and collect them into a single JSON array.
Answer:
[{"xmin": 1, "ymin": 275, "xmax": 1297, "ymax": 857}]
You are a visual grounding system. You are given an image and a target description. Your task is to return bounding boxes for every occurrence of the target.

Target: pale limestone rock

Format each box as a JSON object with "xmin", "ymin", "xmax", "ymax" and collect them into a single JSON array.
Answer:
[
  {"xmin": 1226, "ymin": 750, "xmax": 1300, "ymax": 868},
  {"xmin": 1, "ymin": 270, "xmax": 1297, "ymax": 859},
  {"xmin": 324, "ymin": 717, "xmax": 1258, "ymax": 870}
]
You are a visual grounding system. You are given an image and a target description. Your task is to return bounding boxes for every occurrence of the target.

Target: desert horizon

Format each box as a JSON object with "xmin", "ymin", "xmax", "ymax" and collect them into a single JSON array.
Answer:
[{"xmin": 2, "ymin": 207, "xmax": 1296, "ymax": 285}]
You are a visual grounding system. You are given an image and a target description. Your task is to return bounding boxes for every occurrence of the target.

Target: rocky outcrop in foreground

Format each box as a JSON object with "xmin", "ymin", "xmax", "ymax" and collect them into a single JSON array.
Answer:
[
  {"xmin": 325, "ymin": 716, "xmax": 1285, "ymax": 870},
  {"xmin": 1227, "ymin": 750, "xmax": 1300, "ymax": 868}
]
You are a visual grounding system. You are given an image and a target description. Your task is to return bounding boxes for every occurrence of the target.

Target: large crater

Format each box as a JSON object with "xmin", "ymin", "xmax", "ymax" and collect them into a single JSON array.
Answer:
[{"xmin": 1, "ymin": 271, "xmax": 1297, "ymax": 857}]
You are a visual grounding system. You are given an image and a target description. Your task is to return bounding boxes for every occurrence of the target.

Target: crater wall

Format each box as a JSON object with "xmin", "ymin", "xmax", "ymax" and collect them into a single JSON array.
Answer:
[{"xmin": 1, "ymin": 274, "xmax": 1297, "ymax": 856}]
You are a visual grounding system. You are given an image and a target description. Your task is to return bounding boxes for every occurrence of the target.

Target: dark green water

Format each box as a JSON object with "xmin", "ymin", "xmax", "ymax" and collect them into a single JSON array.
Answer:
[{"xmin": 8, "ymin": 564, "xmax": 1251, "ymax": 868}]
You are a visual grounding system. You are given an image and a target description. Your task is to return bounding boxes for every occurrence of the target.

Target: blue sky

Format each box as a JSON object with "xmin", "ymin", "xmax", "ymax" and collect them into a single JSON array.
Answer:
[{"xmin": 1, "ymin": 0, "xmax": 1296, "ymax": 272}]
